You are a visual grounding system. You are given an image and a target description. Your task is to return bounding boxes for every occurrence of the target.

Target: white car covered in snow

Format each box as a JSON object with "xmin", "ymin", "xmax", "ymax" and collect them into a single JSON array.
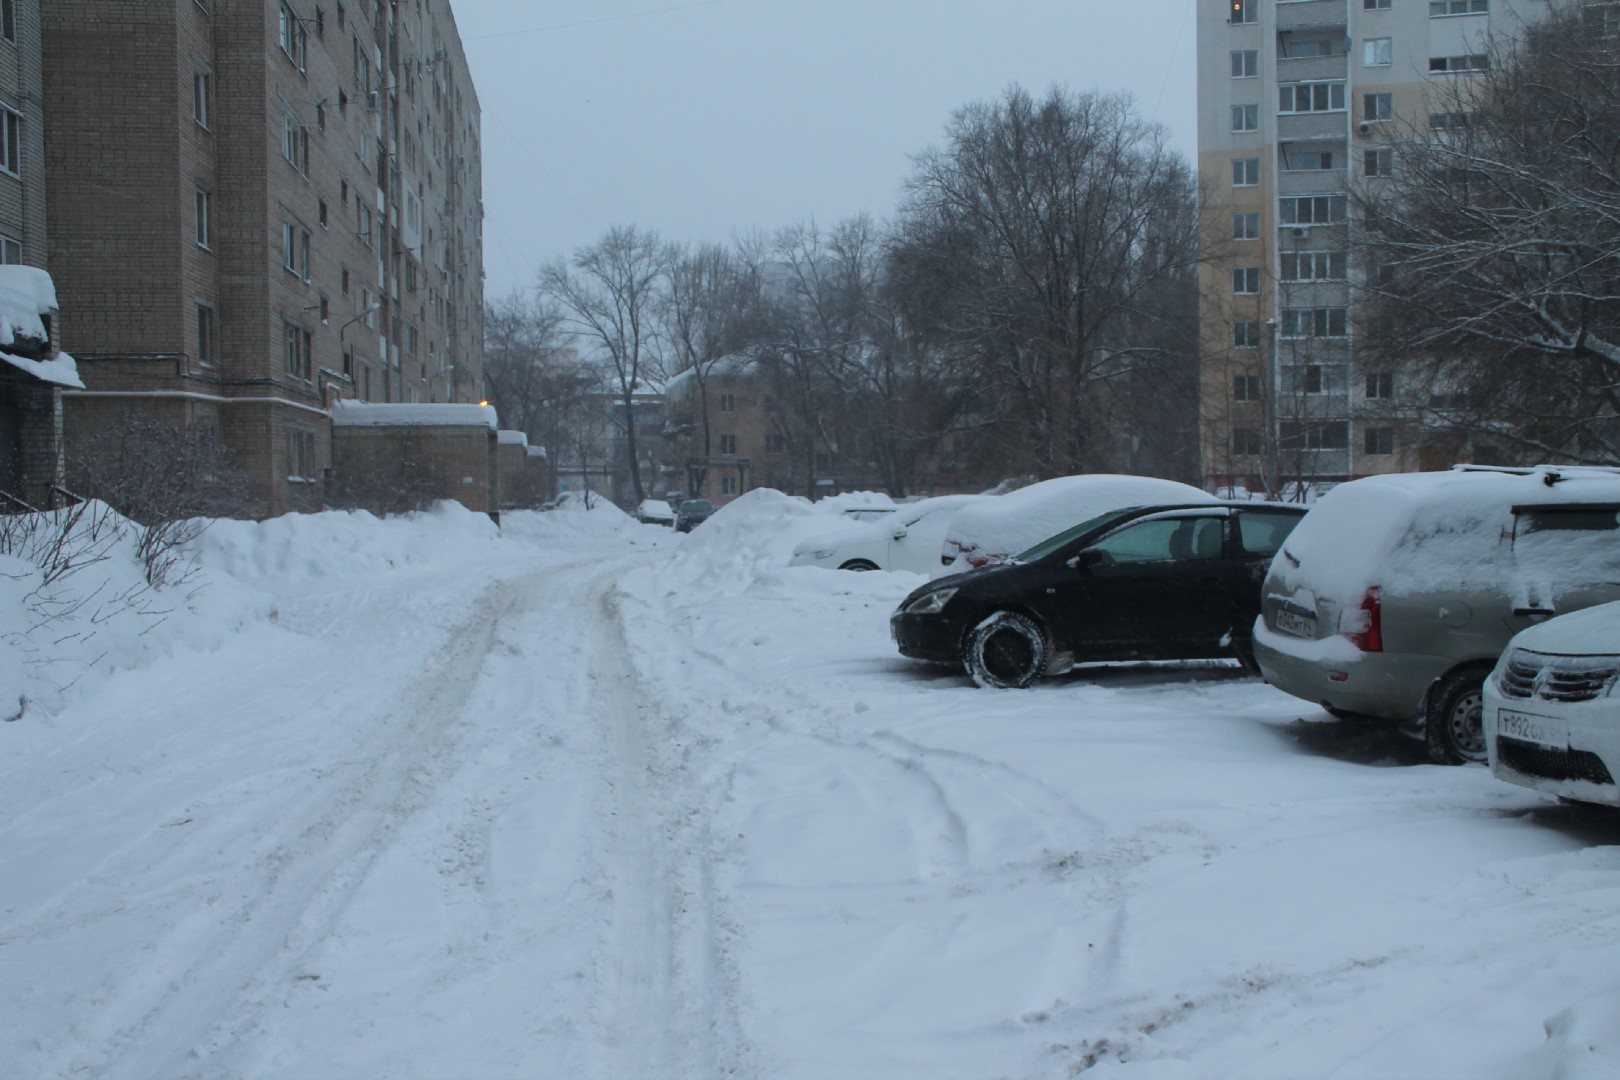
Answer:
[
  {"xmin": 635, "ymin": 498, "xmax": 676, "ymax": 526},
  {"xmin": 789, "ymin": 495, "xmax": 988, "ymax": 574},
  {"xmin": 1484, "ymin": 601, "xmax": 1620, "ymax": 807},
  {"xmin": 936, "ymin": 474, "xmax": 1217, "ymax": 573}
]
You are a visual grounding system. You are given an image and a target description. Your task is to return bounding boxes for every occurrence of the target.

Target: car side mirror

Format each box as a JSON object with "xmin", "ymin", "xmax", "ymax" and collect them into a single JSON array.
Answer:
[
  {"xmin": 1068, "ymin": 547, "xmax": 1106, "ymax": 572},
  {"xmin": 892, "ymin": 526, "xmax": 908, "ymax": 541}
]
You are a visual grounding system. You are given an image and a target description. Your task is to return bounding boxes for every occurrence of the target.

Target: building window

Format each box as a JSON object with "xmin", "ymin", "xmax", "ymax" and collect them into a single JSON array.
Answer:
[
  {"xmin": 1284, "ymin": 148, "xmax": 1334, "ymax": 172},
  {"xmin": 0, "ymin": 1, "xmax": 13, "ymax": 43},
  {"xmin": 1233, "ymin": 428, "xmax": 1264, "ymax": 456},
  {"xmin": 764, "ymin": 433, "xmax": 786, "ymax": 454},
  {"xmin": 193, "ymin": 69, "xmax": 211, "ymax": 128},
  {"xmin": 1278, "ymin": 82, "xmax": 1346, "ymax": 115},
  {"xmin": 1430, "ymin": 0, "xmax": 1486, "ymax": 15},
  {"xmin": 0, "ymin": 235, "xmax": 20, "ymax": 264},
  {"xmin": 1366, "ymin": 371, "xmax": 1394, "ymax": 399},
  {"xmin": 1230, "ymin": 0, "xmax": 1257, "ymax": 25},
  {"xmin": 1280, "ymin": 308, "xmax": 1348, "ymax": 338},
  {"xmin": 284, "ymin": 321, "xmax": 313, "ymax": 380},
  {"xmin": 1431, "ymin": 55, "xmax": 1488, "ymax": 73},
  {"xmin": 1364, "ymin": 427, "xmax": 1395, "ymax": 455},
  {"xmin": 1280, "ymin": 251, "xmax": 1347, "ymax": 281},
  {"xmin": 316, "ymin": 5, "xmax": 326, "ymax": 37},
  {"xmin": 719, "ymin": 434, "xmax": 737, "ymax": 455},
  {"xmin": 1233, "ymin": 212, "xmax": 1260, "ymax": 241},
  {"xmin": 1232, "ymin": 267, "xmax": 1261, "ymax": 295},
  {"xmin": 1363, "ymin": 93, "xmax": 1393, "ymax": 122},
  {"xmin": 1233, "ymin": 320, "xmax": 1261, "ymax": 349},
  {"xmin": 283, "ymin": 112, "xmax": 308, "ymax": 173},
  {"xmin": 287, "ymin": 428, "xmax": 316, "ymax": 480},
  {"xmin": 721, "ymin": 475, "xmax": 739, "ymax": 496},
  {"xmin": 1234, "ymin": 373, "xmax": 1262, "ymax": 402},
  {"xmin": 1365, "ymin": 0, "xmax": 1391, "ymax": 8},
  {"xmin": 1302, "ymin": 365, "xmax": 1325, "ymax": 394},
  {"xmin": 1233, "ymin": 157, "xmax": 1260, "ymax": 187},
  {"xmin": 195, "ymin": 189, "xmax": 211, "ymax": 249},
  {"xmin": 0, "ymin": 108, "xmax": 19, "ymax": 177},
  {"xmin": 1430, "ymin": 112, "xmax": 1477, "ymax": 131},
  {"xmin": 1364, "ymin": 38, "xmax": 1392, "ymax": 67},
  {"xmin": 1231, "ymin": 49, "xmax": 1258, "ymax": 78},
  {"xmin": 1231, "ymin": 104, "xmax": 1259, "ymax": 133},
  {"xmin": 279, "ymin": 4, "xmax": 307, "ymax": 71},
  {"xmin": 1363, "ymin": 148, "xmax": 1393, "ymax": 177},
  {"xmin": 282, "ymin": 221, "xmax": 310, "ymax": 278},
  {"xmin": 1283, "ymin": 421, "xmax": 1350, "ymax": 451},
  {"xmin": 1279, "ymin": 194, "xmax": 1348, "ymax": 226},
  {"xmin": 718, "ymin": 392, "xmax": 736, "ymax": 413},
  {"xmin": 196, "ymin": 303, "xmax": 215, "ymax": 366}
]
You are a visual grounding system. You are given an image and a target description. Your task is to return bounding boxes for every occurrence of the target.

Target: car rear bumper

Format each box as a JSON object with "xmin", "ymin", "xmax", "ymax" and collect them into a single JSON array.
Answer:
[
  {"xmin": 1484, "ymin": 691, "xmax": 1620, "ymax": 806},
  {"xmin": 1253, "ymin": 624, "xmax": 1440, "ymax": 722}
]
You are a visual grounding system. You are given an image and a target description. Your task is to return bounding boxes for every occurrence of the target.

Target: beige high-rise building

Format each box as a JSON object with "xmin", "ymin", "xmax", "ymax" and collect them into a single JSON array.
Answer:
[
  {"xmin": 43, "ymin": 0, "xmax": 483, "ymax": 516},
  {"xmin": 1197, "ymin": 0, "xmax": 1546, "ymax": 495}
]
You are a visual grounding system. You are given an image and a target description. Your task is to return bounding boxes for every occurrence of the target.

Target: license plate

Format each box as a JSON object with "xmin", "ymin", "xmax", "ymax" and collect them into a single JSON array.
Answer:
[
  {"xmin": 1497, "ymin": 708, "xmax": 1569, "ymax": 749},
  {"xmin": 1274, "ymin": 608, "xmax": 1315, "ymax": 638}
]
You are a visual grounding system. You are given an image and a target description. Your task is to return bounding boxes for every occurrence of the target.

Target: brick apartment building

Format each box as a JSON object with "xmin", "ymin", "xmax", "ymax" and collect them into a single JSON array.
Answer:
[{"xmin": 43, "ymin": 0, "xmax": 484, "ymax": 516}]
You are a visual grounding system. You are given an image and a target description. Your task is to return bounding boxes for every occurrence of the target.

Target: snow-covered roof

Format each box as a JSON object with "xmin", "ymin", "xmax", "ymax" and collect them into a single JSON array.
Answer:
[
  {"xmin": 330, "ymin": 401, "xmax": 499, "ymax": 429},
  {"xmin": 497, "ymin": 429, "xmax": 528, "ymax": 446},
  {"xmin": 1, "ymin": 348, "xmax": 82, "ymax": 389},
  {"xmin": 0, "ymin": 266, "xmax": 56, "ymax": 353},
  {"xmin": 525, "ymin": 445, "xmax": 547, "ymax": 459},
  {"xmin": 663, "ymin": 353, "xmax": 762, "ymax": 397}
]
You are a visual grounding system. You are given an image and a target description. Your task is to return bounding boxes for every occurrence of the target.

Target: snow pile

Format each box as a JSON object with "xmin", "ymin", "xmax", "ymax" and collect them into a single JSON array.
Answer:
[
  {"xmin": 200, "ymin": 500, "xmax": 501, "ymax": 584},
  {"xmin": 661, "ymin": 488, "xmax": 826, "ymax": 595},
  {"xmin": 939, "ymin": 474, "xmax": 1214, "ymax": 571},
  {"xmin": 329, "ymin": 400, "xmax": 500, "ymax": 429},
  {"xmin": 0, "ymin": 264, "xmax": 56, "ymax": 350},
  {"xmin": 498, "ymin": 499, "xmax": 645, "ymax": 545},
  {"xmin": 1526, "ymin": 991, "xmax": 1620, "ymax": 1080}
]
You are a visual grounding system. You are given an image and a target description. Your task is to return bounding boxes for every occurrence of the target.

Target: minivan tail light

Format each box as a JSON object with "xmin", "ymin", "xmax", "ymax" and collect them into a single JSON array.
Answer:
[{"xmin": 1340, "ymin": 586, "xmax": 1383, "ymax": 652}]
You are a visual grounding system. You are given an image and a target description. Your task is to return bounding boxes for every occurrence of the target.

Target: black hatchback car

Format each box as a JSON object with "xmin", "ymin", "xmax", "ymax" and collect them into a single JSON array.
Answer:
[{"xmin": 890, "ymin": 502, "xmax": 1306, "ymax": 687}]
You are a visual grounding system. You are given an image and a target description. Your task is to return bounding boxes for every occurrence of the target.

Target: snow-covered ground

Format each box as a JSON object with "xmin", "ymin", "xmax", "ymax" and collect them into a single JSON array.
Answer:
[{"xmin": 4, "ymin": 492, "xmax": 1620, "ymax": 1079}]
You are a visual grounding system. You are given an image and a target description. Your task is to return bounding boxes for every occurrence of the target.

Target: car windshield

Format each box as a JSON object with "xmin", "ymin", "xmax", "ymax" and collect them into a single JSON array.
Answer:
[
  {"xmin": 682, "ymin": 500, "xmax": 713, "ymax": 512},
  {"xmin": 1013, "ymin": 509, "xmax": 1135, "ymax": 563}
]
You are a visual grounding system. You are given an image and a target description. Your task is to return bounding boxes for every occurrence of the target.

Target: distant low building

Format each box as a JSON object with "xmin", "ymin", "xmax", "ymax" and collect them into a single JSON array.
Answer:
[{"xmin": 0, "ymin": 268, "xmax": 80, "ymax": 510}]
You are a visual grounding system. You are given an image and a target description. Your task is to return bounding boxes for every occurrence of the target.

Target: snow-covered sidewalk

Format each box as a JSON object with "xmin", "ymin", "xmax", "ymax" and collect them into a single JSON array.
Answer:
[{"xmin": 3, "ymin": 494, "xmax": 1620, "ymax": 1079}]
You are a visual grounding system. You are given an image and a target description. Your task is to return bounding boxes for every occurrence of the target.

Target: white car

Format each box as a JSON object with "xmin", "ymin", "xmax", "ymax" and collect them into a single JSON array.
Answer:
[
  {"xmin": 937, "ymin": 474, "xmax": 1217, "ymax": 573},
  {"xmin": 635, "ymin": 498, "xmax": 676, "ymax": 525},
  {"xmin": 790, "ymin": 495, "xmax": 988, "ymax": 574},
  {"xmin": 1484, "ymin": 601, "xmax": 1620, "ymax": 807}
]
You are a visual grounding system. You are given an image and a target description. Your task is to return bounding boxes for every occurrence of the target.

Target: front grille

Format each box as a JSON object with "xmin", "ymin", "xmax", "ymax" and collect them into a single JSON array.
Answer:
[
  {"xmin": 1498, "ymin": 650, "xmax": 1620, "ymax": 703},
  {"xmin": 1497, "ymin": 737, "xmax": 1616, "ymax": 786}
]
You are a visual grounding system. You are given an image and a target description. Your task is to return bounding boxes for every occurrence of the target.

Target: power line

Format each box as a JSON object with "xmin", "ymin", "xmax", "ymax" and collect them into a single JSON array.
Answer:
[{"xmin": 464, "ymin": 0, "xmax": 732, "ymax": 42}]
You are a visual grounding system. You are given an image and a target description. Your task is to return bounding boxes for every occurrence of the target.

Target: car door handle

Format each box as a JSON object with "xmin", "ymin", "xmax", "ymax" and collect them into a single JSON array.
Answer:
[{"xmin": 1514, "ymin": 607, "xmax": 1555, "ymax": 617}]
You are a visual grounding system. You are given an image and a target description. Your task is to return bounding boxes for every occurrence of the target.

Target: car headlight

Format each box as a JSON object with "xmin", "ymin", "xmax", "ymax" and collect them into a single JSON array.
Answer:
[
  {"xmin": 807, "ymin": 549, "xmax": 836, "ymax": 560},
  {"xmin": 903, "ymin": 587, "xmax": 957, "ymax": 615}
]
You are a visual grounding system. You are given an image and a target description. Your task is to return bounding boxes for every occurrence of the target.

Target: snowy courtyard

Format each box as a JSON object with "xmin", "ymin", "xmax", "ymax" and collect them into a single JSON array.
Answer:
[{"xmin": 4, "ymin": 493, "xmax": 1620, "ymax": 1080}]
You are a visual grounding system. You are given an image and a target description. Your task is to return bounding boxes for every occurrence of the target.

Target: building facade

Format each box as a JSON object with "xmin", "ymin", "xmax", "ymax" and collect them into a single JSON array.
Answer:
[
  {"xmin": 43, "ymin": 0, "xmax": 483, "ymax": 516},
  {"xmin": 1197, "ymin": 0, "xmax": 1545, "ymax": 495}
]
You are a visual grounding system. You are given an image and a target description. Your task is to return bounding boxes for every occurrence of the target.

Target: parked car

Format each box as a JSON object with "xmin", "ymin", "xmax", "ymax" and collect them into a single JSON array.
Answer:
[
  {"xmin": 892, "ymin": 501, "xmax": 1306, "ymax": 687},
  {"xmin": 938, "ymin": 474, "xmax": 1218, "ymax": 572},
  {"xmin": 635, "ymin": 498, "xmax": 676, "ymax": 526},
  {"xmin": 676, "ymin": 498, "xmax": 716, "ymax": 532},
  {"xmin": 1253, "ymin": 466, "xmax": 1620, "ymax": 765},
  {"xmin": 1483, "ymin": 601, "xmax": 1620, "ymax": 807},
  {"xmin": 790, "ymin": 495, "xmax": 989, "ymax": 574}
]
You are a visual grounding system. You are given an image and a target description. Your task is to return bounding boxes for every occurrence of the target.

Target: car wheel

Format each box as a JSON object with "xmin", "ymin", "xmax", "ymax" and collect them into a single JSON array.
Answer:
[
  {"xmin": 1425, "ymin": 665, "xmax": 1491, "ymax": 765},
  {"xmin": 839, "ymin": 559, "xmax": 879, "ymax": 572},
  {"xmin": 964, "ymin": 611, "xmax": 1049, "ymax": 689}
]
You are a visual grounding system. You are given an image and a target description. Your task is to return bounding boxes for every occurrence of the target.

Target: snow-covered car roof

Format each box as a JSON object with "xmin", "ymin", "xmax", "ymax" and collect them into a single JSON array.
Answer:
[{"xmin": 942, "ymin": 474, "xmax": 1216, "ymax": 566}]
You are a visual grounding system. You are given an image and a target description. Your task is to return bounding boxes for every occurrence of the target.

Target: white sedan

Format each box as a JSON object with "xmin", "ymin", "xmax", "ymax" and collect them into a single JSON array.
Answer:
[
  {"xmin": 1483, "ymin": 601, "xmax": 1620, "ymax": 807},
  {"xmin": 790, "ymin": 495, "xmax": 988, "ymax": 574}
]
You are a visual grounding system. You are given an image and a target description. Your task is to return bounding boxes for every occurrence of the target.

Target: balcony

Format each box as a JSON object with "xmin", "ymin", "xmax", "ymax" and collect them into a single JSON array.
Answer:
[
  {"xmin": 1277, "ymin": 167, "xmax": 1349, "ymax": 195},
  {"xmin": 1275, "ymin": 0, "xmax": 1348, "ymax": 34},
  {"xmin": 1275, "ymin": 54, "xmax": 1347, "ymax": 82},
  {"xmin": 1278, "ymin": 112, "xmax": 1349, "ymax": 141}
]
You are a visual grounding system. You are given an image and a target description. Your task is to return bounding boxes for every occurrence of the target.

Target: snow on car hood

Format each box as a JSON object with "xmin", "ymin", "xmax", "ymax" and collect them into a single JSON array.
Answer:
[
  {"xmin": 939, "ymin": 474, "xmax": 1214, "ymax": 571},
  {"xmin": 1509, "ymin": 600, "xmax": 1620, "ymax": 657}
]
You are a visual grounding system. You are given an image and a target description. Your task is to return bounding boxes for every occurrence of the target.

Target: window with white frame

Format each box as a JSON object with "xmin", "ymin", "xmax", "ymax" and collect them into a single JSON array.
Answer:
[
  {"xmin": 1233, "ymin": 212, "xmax": 1260, "ymax": 241},
  {"xmin": 196, "ymin": 303, "xmax": 215, "ymax": 366},
  {"xmin": 284, "ymin": 321, "xmax": 313, "ymax": 380},
  {"xmin": 1233, "ymin": 320, "xmax": 1261, "ymax": 349},
  {"xmin": 1365, "ymin": 0, "xmax": 1391, "ymax": 8},
  {"xmin": 1280, "ymin": 251, "xmax": 1346, "ymax": 281},
  {"xmin": 1230, "ymin": 0, "xmax": 1257, "ymax": 24},
  {"xmin": 1, "ymin": 1, "xmax": 13, "ymax": 43},
  {"xmin": 718, "ymin": 392, "xmax": 736, "ymax": 413},
  {"xmin": 1363, "ymin": 148, "xmax": 1393, "ymax": 177},
  {"xmin": 0, "ymin": 235, "xmax": 19, "ymax": 264},
  {"xmin": 1280, "ymin": 307, "xmax": 1348, "ymax": 337},
  {"xmin": 1279, "ymin": 194, "xmax": 1348, "ymax": 226},
  {"xmin": 1364, "ymin": 427, "xmax": 1395, "ymax": 455},
  {"xmin": 1279, "ymin": 82, "xmax": 1346, "ymax": 114},
  {"xmin": 1366, "ymin": 371, "xmax": 1393, "ymax": 399},
  {"xmin": 1430, "ymin": 55, "xmax": 1488, "ymax": 73},
  {"xmin": 1280, "ymin": 37, "xmax": 1338, "ymax": 60},
  {"xmin": 1284, "ymin": 148, "xmax": 1334, "ymax": 171},
  {"xmin": 1283, "ymin": 421, "xmax": 1349, "ymax": 451},
  {"xmin": 195, "ymin": 189, "xmax": 211, "ymax": 249},
  {"xmin": 1430, "ymin": 111, "xmax": 1476, "ymax": 131},
  {"xmin": 1363, "ymin": 93, "xmax": 1393, "ymax": 122},
  {"xmin": 1430, "ymin": 0, "xmax": 1486, "ymax": 15},
  {"xmin": 282, "ymin": 112, "xmax": 308, "ymax": 172},
  {"xmin": 1232, "ymin": 104, "xmax": 1259, "ymax": 133},
  {"xmin": 193, "ymin": 68, "xmax": 211, "ymax": 127},
  {"xmin": 1231, "ymin": 49, "xmax": 1258, "ymax": 78},
  {"xmin": 719, "ymin": 434, "xmax": 737, "ymax": 455},
  {"xmin": 1232, "ymin": 267, "xmax": 1261, "ymax": 295},
  {"xmin": 1364, "ymin": 38, "xmax": 1392, "ymax": 66},
  {"xmin": 1233, "ymin": 374, "xmax": 1262, "ymax": 402},
  {"xmin": 287, "ymin": 428, "xmax": 316, "ymax": 480},
  {"xmin": 279, "ymin": 4, "xmax": 307, "ymax": 70},
  {"xmin": 0, "ymin": 107, "xmax": 19, "ymax": 176},
  {"xmin": 282, "ymin": 221, "xmax": 310, "ymax": 278},
  {"xmin": 1233, "ymin": 157, "xmax": 1260, "ymax": 186}
]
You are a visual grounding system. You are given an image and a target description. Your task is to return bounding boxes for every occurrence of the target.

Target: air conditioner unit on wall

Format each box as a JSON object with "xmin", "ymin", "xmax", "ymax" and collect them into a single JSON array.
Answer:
[{"xmin": 1358, "ymin": 122, "xmax": 1373, "ymax": 136}]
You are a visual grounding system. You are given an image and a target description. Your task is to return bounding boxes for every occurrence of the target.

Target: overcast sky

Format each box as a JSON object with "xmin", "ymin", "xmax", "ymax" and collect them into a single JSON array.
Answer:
[{"xmin": 450, "ymin": 0, "xmax": 1200, "ymax": 299}]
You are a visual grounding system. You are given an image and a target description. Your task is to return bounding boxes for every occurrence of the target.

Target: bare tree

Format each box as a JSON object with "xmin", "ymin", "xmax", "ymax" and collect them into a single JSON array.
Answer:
[
  {"xmin": 893, "ymin": 85, "xmax": 1201, "ymax": 478},
  {"xmin": 1356, "ymin": 5, "xmax": 1620, "ymax": 463},
  {"xmin": 482, "ymin": 291, "xmax": 597, "ymax": 496},
  {"xmin": 538, "ymin": 226, "xmax": 672, "ymax": 502}
]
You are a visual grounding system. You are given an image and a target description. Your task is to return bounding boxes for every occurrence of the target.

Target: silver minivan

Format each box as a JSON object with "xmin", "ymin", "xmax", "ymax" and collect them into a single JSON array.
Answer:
[{"xmin": 1253, "ymin": 466, "xmax": 1620, "ymax": 764}]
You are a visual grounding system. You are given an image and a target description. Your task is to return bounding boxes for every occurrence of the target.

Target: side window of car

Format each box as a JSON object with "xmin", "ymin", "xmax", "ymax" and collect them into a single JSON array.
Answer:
[
  {"xmin": 1237, "ymin": 510, "xmax": 1303, "ymax": 555},
  {"xmin": 1093, "ymin": 517, "xmax": 1224, "ymax": 563}
]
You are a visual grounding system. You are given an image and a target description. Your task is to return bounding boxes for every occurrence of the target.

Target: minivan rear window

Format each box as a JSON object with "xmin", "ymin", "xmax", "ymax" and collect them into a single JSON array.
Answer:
[{"xmin": 1237, "ymin": 509, "xmax": 1303, "ymax": 554}]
